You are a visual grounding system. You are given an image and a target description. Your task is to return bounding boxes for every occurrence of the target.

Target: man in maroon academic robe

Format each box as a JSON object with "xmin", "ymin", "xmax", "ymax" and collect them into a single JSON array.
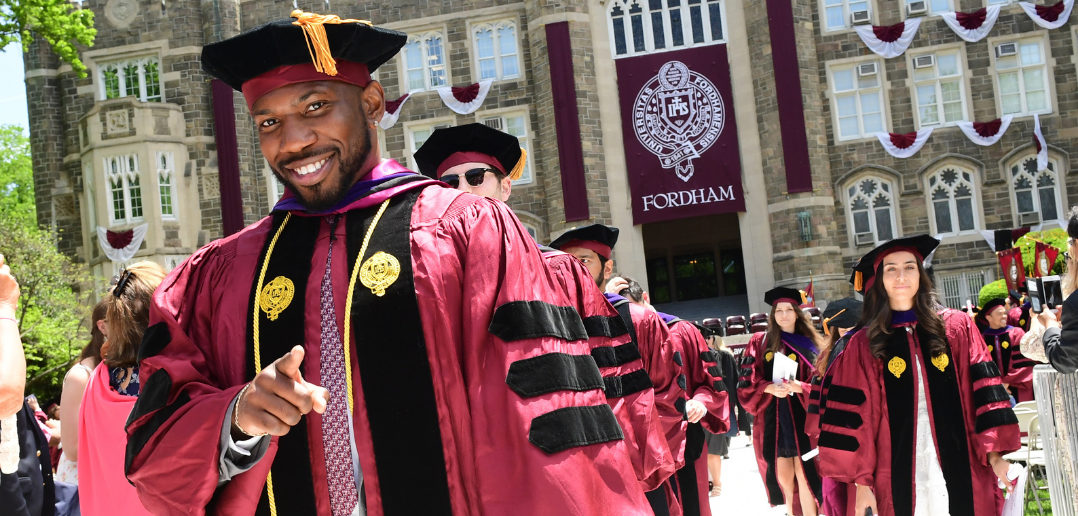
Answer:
[
  {"xmin": 550, "ymin": 226, "xmax": 686, "ymax": 516},
  {"xmin": 123, "ymin": 13, "xmax": 650, "ymax": 516},
  {"xmin": 412, "ymin": 123, "xmax": 673, "ymax": 489},
  {"xmin": 978, "ymin": 297, "xmax": 1036, "ymax": 402},
  {"xmin": 611, "ymin": 278, "xmax": 730, "ymax": 516}
]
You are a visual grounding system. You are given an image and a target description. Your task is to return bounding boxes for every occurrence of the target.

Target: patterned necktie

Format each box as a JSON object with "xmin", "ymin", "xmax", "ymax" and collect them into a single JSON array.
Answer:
[{"xmin": 318, "ymin": 215, "xmax": 360, "ymax": 516}]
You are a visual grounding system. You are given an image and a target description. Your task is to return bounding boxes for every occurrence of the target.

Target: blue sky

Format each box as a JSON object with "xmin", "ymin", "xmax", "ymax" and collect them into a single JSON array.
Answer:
[{"xmin": 0, "ymin": 43, "xmax": 29, "ymax": 133}]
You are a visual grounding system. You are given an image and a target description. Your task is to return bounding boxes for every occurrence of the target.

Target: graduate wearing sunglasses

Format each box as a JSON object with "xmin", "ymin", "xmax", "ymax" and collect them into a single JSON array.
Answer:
[
  {"xmin": 414, "ymin": 122, "xmax": 523, "ymax": 200},
  {"xmin": 416, "ymin": 125, "xmax": 676, "ymax": 510}
]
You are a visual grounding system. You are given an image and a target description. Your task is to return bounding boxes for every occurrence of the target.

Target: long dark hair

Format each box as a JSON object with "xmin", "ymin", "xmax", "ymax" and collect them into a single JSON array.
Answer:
[
  {"xmin": 765, "ymin": 302, "xmax": 821, "ymax": 354},
  {"xmin": 814, "ymin": 330, "xmax": 842, "ymax": 377},
  {"xmin": 859, "ymin": 260, "xmax": 947, "ymax": 360},
  {"xmin": 79, "ymin": 300, "xmax": 108, "ymax": 363}
]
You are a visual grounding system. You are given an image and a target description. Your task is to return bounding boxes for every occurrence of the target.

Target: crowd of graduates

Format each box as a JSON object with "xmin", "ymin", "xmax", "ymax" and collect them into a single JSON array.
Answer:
[{"xmin": 3, "ymin": 9, "xmax": 1078, "ymax": 516}]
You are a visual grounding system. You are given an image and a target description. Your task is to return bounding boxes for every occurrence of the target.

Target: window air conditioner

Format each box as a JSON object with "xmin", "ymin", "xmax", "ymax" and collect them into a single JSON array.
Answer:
[
  {"xmin": 481, "ymin": 117, "xmax": 504, "ymax": 131},
  {"xmin": 996, "ymin": 43, "xmax": 1018, "ymax": 58},
  {"xmin": 851, "ymin": 10, "xmax": 871, "ymax": 25},
  {"xmin": 913, "ymin": 54, "xmax": 936, "ymax": 69},
  {"xmin": 1020, "ymin": 212, "xmax": 1041, "ymax": 226},
  {"xmin": 855, "ymin": 233, "xmax": 875, "ymax": 246},
  {"xmin": 857, "ymin": 62, "xmax": 878, "ymax": 77},
  {"xmin": 907, "ymin": 0, "xmax": 928, "ymax": 16}
]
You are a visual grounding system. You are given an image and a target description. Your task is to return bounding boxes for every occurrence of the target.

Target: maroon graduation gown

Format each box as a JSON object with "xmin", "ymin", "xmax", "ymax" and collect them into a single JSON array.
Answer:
[
  {"xmin": 736, "ymin": 332, "xmax": 823, "ymax": 515},
  {"xmin": 541, "ymin": 250, "xmax": 674, "ymax": 489},
  {"xmin": 124, "ymin": 182, "xmax": 650, "ymax": 516},
  {"xmin": 806, "ymin": 329, "xmax": 859, "ymax": 516},
  {"xmin": 981, "ymin": 326, "xmax": 1036, "ymax": 402},
  {"xmin": 664, "ymin": 318, "xmax": 730, "ymax": 516},
  {"xmin": 1007, "ymin": 304, "xmax": 1031, "ymax": 332},
  {"xmin": 816, "ymin": 309, "xmax": 1021, "ymax": 516}
]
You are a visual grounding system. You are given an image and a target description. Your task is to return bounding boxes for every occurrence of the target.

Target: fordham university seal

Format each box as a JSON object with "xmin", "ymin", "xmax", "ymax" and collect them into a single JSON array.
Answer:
[{"xmin": 632, "ymin": 60, "xmax": 724, "ymax": 182}]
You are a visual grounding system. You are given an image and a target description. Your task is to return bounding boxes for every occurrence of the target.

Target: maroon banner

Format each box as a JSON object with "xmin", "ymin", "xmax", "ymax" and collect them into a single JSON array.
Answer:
[
  {"xmin": 999, "ymin": 248, "xmax": 1027, "ymax": 293},
  {"xmin": 211, "ymin": 79, "xmax": 244, "ymax": 236},
  {"xmin": 767, "ymin": 0, "xmax": 814, "ymax": 194},
  {"xmin": 615, "ymin": 44, "xmax": 745, "ymax": 225},
  {"xmin": 546, "ymin": 22, "xmax": 590, "ymax": 222}
]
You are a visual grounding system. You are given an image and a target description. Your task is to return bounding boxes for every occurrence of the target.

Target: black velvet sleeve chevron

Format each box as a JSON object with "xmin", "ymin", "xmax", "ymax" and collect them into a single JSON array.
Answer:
[
  {"xmin": 975, "ymin": 407, "xmax": 1019, "ymax": 433},
  {"xmin": 603, "ymin": 369, "xmax": 653, "ymax": 398},
  {"xmin": 740, "ymin": 355, "xmax": 755, "ymax": 366},
  {"xmin": 505, "ymin": 353, "xmax": 604, "ymax": 398},
  {"xmin": 707, "ymin": 365, "xmax": 721, "ymax": 377},
  {"xmin": 970, "ymin": 361, "xmax": 1003, "ymax": 381},
  {"xmin": 528, "ymin": 405, "xmax": 624, "ymax": 454},
  {"xmin": 700, "ymin": 351, "xmax": 719, "ymax": 363},
  {"xmin": 590, "ymin": 343, "xmax": 642, "ymax": 368},
  {"xmin": 673, "ymin": 351, "xmax": 683, "ymax": 367},
  {"xmin": 825, "ymin": 385, "xmax": 866, "ymax": 406},
  {"xmin": 820, "ymin": 408, "xmax": 863, "ymax": 430},
  {"xmin": 973, "ymin": 385, "xmax": 1011, "ymax": 407},
  {"xmin": 818, "ymin": 431, "xmax": 859, "ymax": 452},
  {"xmin": 138, "ymin": 323, "xmax": 172, "ymax": 361},
  {"xmin": 582, "ymin": 315, "xmax": 630, "ymax": 339},
  {"xmin": 489, "ymin": 300, "xmax": 588, "ymax": 343}
]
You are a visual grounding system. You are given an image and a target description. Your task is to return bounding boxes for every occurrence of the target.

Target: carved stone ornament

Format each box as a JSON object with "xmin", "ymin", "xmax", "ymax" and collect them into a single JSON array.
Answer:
[
  {"xmin": 104, "ymin": 0, "xmax": 139, "ymax": 28},
  {"xmin": 106, "ymin": 110, "xmax": 129, "ymax": 134},
  {"xmin": 201, "ymin": 173, "xmax": 221, "ymax": 200}
]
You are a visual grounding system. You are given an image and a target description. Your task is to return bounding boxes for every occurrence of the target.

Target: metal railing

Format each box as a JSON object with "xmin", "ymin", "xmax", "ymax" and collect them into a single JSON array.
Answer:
[{"xmin": 1033, "ymin": 364, "xmax": 1078, "ymax": 516}]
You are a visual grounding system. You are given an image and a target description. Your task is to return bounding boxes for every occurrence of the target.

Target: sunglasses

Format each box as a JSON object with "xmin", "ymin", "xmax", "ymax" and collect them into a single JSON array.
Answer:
[
  {"xmin": 110, "ymin": 269, "xmax": 135, "ymax": 298},
  {"xmin": 441, "ymin": 168, "xmax": 500, "ymax": 189}
]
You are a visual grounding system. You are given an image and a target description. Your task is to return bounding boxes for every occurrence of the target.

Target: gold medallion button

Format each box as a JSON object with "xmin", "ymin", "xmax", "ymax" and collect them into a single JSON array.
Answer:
[
  {"xmin": 259, "ymin": 276, "xmax": 294, "ymax": 321},
  {"xmin": 360, "ymin": 251, "xmax": 400, "ymax": 297},
  {"xmin": 765, "ymin": 351, "xmax": 774, "ymax": 362},
  {"xmin": 888, "ymin": 357, "xmax": 906, "ymax": 378},
  {"xmin": 931, "ymin": 353, "xmax": 949, "ymax": 372}
]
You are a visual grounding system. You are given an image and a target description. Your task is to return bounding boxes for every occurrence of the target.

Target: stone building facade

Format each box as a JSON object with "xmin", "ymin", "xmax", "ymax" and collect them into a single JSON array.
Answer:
[{"xmin": 24, "ymin": 0, "xmax": 1078, "ymax": 316}]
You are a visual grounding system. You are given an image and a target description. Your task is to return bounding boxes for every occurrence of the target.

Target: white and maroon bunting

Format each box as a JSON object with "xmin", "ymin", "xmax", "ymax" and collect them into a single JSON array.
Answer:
[
  {"xmin": 957, "ymin": 115, "xmax": 1013, "ymax": 146},
  {"xmin": 437, "ymin": 80, "xmax": 493, "ymax": 115},
  {"xmin": 1033, "ymin": 113, "xmax": 1049, "ymax": 171},
  {"xmin": 378, "ymin": 93, "xmax": 411, "ymax": 130},
  {"xmin": 876, "ymin": 128, "xmax": 933, "ymax": 158},
  {"xmin": 940, "ymin": 6, "xmax": 1001, "ymax": 42},
  {"xmin": 1019, "ymin": 0, "xmax": 1074, "ymax": 29},
  {"xmin": 96, "ymin": 223, "xmax": 149, "ymax": 263},
  {"xmin": 855, "ymin": 18, "xmax": 921, "ymax": 59}
]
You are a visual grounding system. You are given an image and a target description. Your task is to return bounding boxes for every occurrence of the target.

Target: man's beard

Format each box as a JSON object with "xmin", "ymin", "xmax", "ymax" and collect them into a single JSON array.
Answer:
[{"xmin": 272, "ymin": 129, "xmax": 373, "ymax": 212}]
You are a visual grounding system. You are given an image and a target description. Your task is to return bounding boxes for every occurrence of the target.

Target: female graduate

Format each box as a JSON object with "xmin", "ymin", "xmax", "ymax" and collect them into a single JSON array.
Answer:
[
  {"xmin": 815, "ymin": 235, "xmax": 1021, "ymax": 516},
  {"xmin": 737, "ymin": 287, "xmax": 823, "ymax": 516},
  {"xmin": 977, "ymin": 296, "xmax": 1036, "ymax": 402}
]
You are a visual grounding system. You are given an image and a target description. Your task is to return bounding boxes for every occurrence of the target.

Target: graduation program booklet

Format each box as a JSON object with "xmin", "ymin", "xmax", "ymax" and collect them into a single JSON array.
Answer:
[{"xmin": 772, "ymin": 352, "xmax": 798, "ymax": 384}]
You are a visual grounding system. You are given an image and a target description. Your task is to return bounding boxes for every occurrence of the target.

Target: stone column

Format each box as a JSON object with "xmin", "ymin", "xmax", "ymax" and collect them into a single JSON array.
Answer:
[{"xmin": 743, "ymin": 0, "xmax": 847, "ymax": 304}]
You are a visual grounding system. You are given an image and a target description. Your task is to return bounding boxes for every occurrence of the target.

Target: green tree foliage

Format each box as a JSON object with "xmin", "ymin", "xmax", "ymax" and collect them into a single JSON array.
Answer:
[
  {"xmin": 0, "ymin": 124, "xmax": 90, "ymax": 402},
  {"xmin": 0, "ymin": 0, "xmax": 96, "ymax": 77},
  {"xmin": 0, "ymin": 125, "xmax": 36, "ymax": 225},
  {"xmin": 977, "ymin": 229, "xmax": 1068, "ymax": 307}
]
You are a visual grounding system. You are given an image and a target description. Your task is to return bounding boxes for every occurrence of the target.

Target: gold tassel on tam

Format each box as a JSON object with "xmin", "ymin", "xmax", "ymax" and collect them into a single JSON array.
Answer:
[
  {"xmin": 854, "ymin": 271, "xmax": 863, "ymax": 292},
  {"xmin": 291, "ymin": 10, "xmax": 371, "ymax": 76},
  {"xmin": 508, "ymin": 147, "xmax": 527, "ymax": 181}
]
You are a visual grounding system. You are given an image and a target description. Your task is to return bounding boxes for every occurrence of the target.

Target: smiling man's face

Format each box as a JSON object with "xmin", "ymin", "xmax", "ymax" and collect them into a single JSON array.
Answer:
[{"xmin": 252, "ymin": 79, "xmax": 385, "ymax": 212}]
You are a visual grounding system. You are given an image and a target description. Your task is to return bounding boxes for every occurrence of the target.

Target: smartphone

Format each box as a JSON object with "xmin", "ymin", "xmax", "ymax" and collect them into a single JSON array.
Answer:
[
  {"xmin": 1028, "ymin": 278, "xmax": 1043, "ymax": 313},
  {"xmin": 1043, "ymin": 275, "xmax": 1062, "ymax": 309}
]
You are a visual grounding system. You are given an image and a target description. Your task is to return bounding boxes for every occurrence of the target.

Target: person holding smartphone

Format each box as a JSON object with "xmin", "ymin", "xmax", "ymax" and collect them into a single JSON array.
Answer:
[{"xmin": 1022, "ymin": 209, "xmax": 1078, "ymax": 374}]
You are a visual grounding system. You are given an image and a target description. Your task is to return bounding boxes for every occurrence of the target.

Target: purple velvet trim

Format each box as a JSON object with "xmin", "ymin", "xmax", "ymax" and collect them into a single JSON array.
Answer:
[
  {"xmin": 982, "ymin": 326, "xmax": 1013, "ymax": 336},
  {"xmin": 211, "ymin": 79, "xmax": 245, "ymax": 236},
  {"xmin": 765, "ymin": 0, "xmax": 814, "ymax": 194},
  {"xmin": 781, "ymin": 331, "xmax": 818, "ymax": 355},
  {"xmin": 545, "ymin": 22, "xmax": 590, "ymax": 222},
  {"xmin": 605, "ymin": 293, "xmax": 628, "ymax": 304},
  {"xmin": 656, "ymin": 311, "xmax": 679, "ymax": 325},
  {"xmin": 891, "ymin": 310, "xmax": 918, "ymax": 326},
  {"xmin": 272, "ymin": 172, "xmax": 414, "ymax": 214}
]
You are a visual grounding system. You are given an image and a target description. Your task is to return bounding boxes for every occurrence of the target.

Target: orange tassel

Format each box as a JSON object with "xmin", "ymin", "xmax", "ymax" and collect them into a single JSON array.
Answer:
[
  {"xmin": 508, "ymin": 148, "xmax": 527, "ymax": 180},
  {"xmin": 854, "ymin": 271, "xmax": 863, "ymax": 292},
  {"xmin": 291, "ymin": 10, "xmax": 372, "ymax": 76}
]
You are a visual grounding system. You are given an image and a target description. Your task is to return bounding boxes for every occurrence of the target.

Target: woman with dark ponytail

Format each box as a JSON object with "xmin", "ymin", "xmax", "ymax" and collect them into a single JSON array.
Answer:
[
  {"xmin": 737, "ymin": 287, "xmax": 823, "ymax": 516},
  {"xmin": 814, "ymin": 236, "xmax": 1021, "ymax": 516}
]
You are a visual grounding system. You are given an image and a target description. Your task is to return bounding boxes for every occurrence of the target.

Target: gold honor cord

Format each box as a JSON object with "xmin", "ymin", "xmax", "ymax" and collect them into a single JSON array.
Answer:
[{"xmin": 250, "ymin": 199, "xmax": 391, "ymax": 515}]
